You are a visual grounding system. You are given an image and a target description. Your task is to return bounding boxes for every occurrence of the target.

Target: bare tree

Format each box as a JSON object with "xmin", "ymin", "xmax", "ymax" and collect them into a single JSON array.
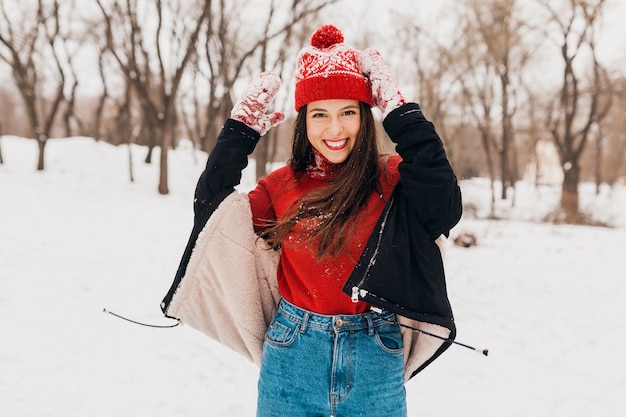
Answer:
[
  {"xmin": 95, "ymin": 0, "xmax": 211, "ymax": 194},
  {"xmin": 541, "ymin": 0, "xmax": 612, "ymax": 222},
  {"xmin": 0, "ymin": 0, "xmax": 77, "ymax": 170},
  {"xmin": 394, "ymin": 22, "xmax": 462, "ymax": 156},
  {"xmin": 459, "ymin": 51, "xmax": 499, "ymax": 216},
  {"xmin": 60, "ymin": 31, "xmax": 87, "ymax": 138},
  {"xmin": 92, "ymin": 42, "xmax": 111, "ymax": 142},
  {"xmin": 183, "ymin": 0, "xmax": 338, "ymax": 178},
  {"xmin": 463, "ymin": 0, "xmax": 532, "ymax": 201},
  {"xmin": 447, "ymin": 4, "xmax": 504, "ymax": 215}
]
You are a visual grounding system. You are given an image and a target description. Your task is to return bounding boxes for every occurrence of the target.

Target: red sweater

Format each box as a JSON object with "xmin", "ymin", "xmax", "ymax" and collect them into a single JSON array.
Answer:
[{"xmin": 248, "ymin": 156, "xmax": 401, "ymax": 315}]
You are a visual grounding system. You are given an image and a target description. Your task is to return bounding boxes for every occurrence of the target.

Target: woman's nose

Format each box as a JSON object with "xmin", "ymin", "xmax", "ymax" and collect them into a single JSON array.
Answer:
[{"xmin": 328, "ymin": 118, "xmax": 342, "ymax": 135}]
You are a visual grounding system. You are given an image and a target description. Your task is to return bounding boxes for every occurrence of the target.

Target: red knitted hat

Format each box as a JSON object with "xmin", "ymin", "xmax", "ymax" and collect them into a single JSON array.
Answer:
[{"xmin": 294, "ymin": 25, "xmax": 374, "ymax": 111}]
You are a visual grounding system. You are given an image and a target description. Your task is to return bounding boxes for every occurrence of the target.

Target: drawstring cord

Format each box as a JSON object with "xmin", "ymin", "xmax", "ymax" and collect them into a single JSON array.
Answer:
[
  {"xmin": 103, "ymin": 307, "xmax": 487, "ymax": 356},
  {"xmin": 103, "ymin": 308, "xmax": 180, "ymax": 328},
  {"xmin": 377, "ymin": 314, "xmax": 489, "ymax": 356}
]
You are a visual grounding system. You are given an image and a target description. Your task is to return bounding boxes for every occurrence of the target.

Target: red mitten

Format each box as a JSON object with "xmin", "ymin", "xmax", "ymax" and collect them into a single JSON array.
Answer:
[
  {"xmin": 231, "ymin": 72, "xmax": 285, "ymax": 136},
  {"xmin": 358, "ymin": 48, "xmax": 406, "ymax": 117}
]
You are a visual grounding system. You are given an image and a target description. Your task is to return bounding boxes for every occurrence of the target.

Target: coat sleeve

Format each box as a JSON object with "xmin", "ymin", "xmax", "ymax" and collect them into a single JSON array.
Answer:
[
  {"xmin": 193, "ymin": 119, "xmax": 261, "ymax": 218},
  {"xmin": 161, "ymin": 119, "xmax": 260, "ymax": 314},
  {"xmin": 383, "ymin": 103, "xmax": 462, "ymax": 239}
]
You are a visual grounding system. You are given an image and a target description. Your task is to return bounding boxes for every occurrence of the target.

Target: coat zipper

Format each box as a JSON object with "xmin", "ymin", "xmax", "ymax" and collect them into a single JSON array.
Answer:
[{"xmin": 350, "ymin": 192, "xmax": 395, "ymax": 303}]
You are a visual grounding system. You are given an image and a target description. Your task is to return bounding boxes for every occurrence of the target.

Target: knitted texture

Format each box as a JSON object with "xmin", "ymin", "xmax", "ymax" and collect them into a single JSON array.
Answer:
[
  {"xmin": 306, "ymin": 147, "xmax": 345, "ymax": 179},
  {"xmin": 358, "ymin": 48, "xmax": 406, "ymax": 117},
  {"xmin": 294, "ymin": 25, "xmax": 374, "ymax": 111},
  {"xmin": 231, "ymin": 72, "xmax": 285, "ymax": 136},
  {"xmin": 249, "ymin": 156, "xmax": 401, "ymax": 316}
]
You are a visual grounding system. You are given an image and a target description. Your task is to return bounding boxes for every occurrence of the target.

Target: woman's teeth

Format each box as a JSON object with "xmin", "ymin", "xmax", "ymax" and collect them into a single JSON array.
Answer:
[{"xmin": 325, "ymin": 139, "xmax": 347, "ymax": 150}]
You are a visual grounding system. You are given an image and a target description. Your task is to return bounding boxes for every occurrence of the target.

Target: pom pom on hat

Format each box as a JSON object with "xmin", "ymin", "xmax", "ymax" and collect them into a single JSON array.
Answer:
[
  {"xmin": 294, "ymin": 25, "xmax": 374, "ymax": 111},
  {"xmin": 310, "ymin": 24, "xmax": 344, "ymax": 49}
]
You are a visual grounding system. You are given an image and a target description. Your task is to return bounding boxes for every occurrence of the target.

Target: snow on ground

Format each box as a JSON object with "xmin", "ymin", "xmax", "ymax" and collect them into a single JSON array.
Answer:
[{"xmin": 1, "ymin": 135, "xmax": 625, "ymax": 417}]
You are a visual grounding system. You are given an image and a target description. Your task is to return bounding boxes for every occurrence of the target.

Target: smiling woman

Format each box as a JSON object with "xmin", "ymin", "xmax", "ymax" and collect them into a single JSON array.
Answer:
[{"xmin": 161, "ymin": 24, "xmax": 462, "ymax": 417}]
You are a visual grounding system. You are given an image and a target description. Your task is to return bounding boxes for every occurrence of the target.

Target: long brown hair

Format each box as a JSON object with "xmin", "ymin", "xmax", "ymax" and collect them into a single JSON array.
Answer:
[{"xmin": 261, "ymin": 101, "xmax": 382, "ymax": 260}]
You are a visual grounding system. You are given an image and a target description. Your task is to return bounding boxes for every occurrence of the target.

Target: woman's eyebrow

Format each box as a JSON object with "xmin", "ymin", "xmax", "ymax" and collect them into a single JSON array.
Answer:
[{"xmin": 308, "ymin": 105, "xmax": 358, "ymax": 113}]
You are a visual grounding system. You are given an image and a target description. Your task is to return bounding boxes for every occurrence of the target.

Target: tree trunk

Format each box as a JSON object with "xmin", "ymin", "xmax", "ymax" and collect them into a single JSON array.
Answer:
[
  {"xmin": 478, "ymin": 126, "xmax": 497, "ymax": 217},
  {"xmin": 594, "ymin": 126, "xmax": 602, "ymax": 195},
  {"xmin": 145, "ymin": 144, "xmax": 154, "ymax": 164},
  {"xmin": 500, "ymin": 72, "xmax": 512, "ymax": 200},
  {"xmin": 560, "ymin": 163, "xmax": 580, "ymax": 220},
  {"xmin": 255, "ymin": 135, "xmax": 269, "ymax": 181},
  {"xmin": 159, "ymin": 145, "xmax": 169, "ymax": 194},
  {"xmin": 158, "ymin": 116, "xmax": 175, "ymax": 195},
  {"xmin": 37, "ymin": 138, "xmax": 47, "ymax": 171}
]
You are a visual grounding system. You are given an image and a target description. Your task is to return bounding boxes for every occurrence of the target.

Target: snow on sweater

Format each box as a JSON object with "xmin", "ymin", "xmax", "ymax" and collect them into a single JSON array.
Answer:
[{"xmin": 248, "ymin": 154, "xmax": 401, "ymax": 315}]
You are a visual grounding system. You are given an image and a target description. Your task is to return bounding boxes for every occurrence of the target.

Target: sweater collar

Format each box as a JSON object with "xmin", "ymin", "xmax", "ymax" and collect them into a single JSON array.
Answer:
[{"xmin": 306, "ymin": 147, "xmax": 345, "ymax": 179}]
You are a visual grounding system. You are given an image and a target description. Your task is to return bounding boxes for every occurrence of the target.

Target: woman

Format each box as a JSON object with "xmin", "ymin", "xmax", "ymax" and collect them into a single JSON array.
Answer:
[{"xmin": 162, "ymin": 25, "xmax": 462, "ymax": 417}]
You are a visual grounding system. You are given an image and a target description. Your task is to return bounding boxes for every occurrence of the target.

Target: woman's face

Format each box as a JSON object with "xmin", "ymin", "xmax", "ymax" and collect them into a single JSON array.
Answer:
[{"xmin": 305, "ymin": 99, "xmax": 361, "ymax": 164}]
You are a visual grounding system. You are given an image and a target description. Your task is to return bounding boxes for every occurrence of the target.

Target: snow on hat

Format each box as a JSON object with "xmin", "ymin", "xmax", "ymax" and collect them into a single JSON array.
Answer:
[{"xmin": 294, "ymin": 24, "xmax": 374, "ymax": 111}]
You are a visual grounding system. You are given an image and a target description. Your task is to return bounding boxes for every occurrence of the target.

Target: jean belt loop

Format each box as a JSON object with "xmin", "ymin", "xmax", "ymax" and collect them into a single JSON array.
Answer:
[
  {"xmin": 300, "ymin": 311, "xmax": 309, "ymax": 334},
  {"xmin": 366, "ymin": 313, "xmax": 374, "ymax": 336}
]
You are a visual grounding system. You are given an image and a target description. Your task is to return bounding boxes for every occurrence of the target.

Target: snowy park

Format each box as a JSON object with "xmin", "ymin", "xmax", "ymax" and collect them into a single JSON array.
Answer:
[{"xmin": 1, "ymin": 135, "xmax": 625, "ymax": 416}]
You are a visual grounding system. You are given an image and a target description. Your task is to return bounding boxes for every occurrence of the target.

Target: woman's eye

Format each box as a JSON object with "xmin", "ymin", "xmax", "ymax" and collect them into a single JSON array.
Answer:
[{"xmin": 311, "ymin": 112, "xmax": 326, "ymax": 118}]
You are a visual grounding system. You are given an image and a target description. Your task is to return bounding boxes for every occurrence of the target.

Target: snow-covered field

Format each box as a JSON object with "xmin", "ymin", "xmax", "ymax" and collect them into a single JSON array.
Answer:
[{"xmin": 1, "ymin": 135, "xmax": 625, "ymax": 417}]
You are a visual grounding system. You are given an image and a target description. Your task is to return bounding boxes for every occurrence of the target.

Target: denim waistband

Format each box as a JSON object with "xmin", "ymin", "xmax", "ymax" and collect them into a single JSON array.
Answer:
[{"xmin": 277, "ymin": 298, "xmax": 396, "ymax": 334}]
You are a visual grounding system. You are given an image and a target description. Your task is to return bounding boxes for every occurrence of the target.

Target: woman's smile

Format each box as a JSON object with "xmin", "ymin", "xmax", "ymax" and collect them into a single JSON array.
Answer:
[{"xmin": 324, "ymin": 138, "xmax": 348, "ymax": 151}]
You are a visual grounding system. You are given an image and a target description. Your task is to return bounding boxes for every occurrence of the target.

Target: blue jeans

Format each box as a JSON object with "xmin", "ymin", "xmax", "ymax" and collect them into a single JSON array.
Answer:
[{"xmin": 257, "ymin": 299, "xmax": 407, "ymax": 417}]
